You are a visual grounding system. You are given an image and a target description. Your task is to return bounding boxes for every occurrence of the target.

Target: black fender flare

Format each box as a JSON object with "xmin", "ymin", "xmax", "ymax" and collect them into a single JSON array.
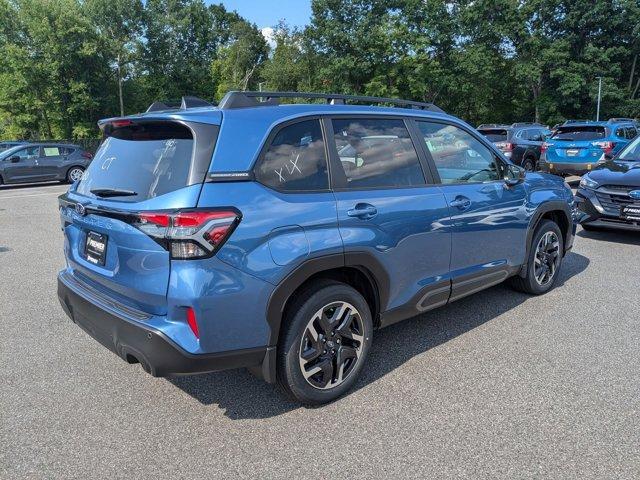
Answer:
[
  {"xmin": 256, "ymin": 252, "xmax": 390, "ymax": 383},
  {"xmin": 520, "ymin": 200, "xmax": 574, "ymax": 276},
  {"xmin": 265, "ymin": 252, "xmax": 390, "ymax": 347}
]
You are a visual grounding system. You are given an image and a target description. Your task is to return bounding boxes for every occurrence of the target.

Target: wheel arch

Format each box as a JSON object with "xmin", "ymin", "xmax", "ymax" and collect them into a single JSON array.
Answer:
[
  {"xmin": 265, "ymin": 253, "xmax": 389, "ymax": 348},
  {"xmin": 520, "ymin": 201, "xmax": 573, "ymax": 277}
]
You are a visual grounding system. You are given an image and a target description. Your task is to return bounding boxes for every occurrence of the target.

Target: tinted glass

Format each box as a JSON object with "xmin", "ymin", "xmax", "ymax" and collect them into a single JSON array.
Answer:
[
  {"xmin": 417, "ymin": 121, "xmax": 503, "ymax": 184},
  {"xmin": 331, "ymin": 118, "xmax": 424, "ymax": 188},
  {"xmin": 551, "ymin": 126, "xmax": 606, "ymax": 141},
  {"xmin": 628, "ymin": 127, "xmax": 638, "ymax": 139},
  {"xmin": 255, "ymin": 119, "xmax": 328, "ymax": 191},
  {"xmin": 76, "ymin": 123, "xmax": 195, "ymax": 201},
  {"xmin": 14, "ymin": 146, "xmax": 39, "ymax": 159},
  {"xmin": 618, "ymin": 136, "xmax": 640, "ymax": 161},
  {"xmin": 478, "ymin": 129, "xmax": 509, "ymax": 142}
]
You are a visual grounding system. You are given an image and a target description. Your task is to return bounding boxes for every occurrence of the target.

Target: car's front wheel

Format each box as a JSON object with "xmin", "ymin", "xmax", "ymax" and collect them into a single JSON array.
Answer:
[
  {"xmin": 277, "ymin": 280, "xmax": 373, "ymax": 405},
  {"xmin": 510, "ymin": 219, "xmax": 564, "ymax": 295}
]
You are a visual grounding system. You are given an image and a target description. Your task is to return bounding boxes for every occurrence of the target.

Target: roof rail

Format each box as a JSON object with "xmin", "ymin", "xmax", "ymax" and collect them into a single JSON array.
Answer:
[
  {"xmin": 607, "ymin": 117, "xmax": 634, "ymax": 123},
  {"xmin": 511, "ymin": 122, "xmax": 542, "ymax": 127},
  {"xmin": 217, "ymin": 91, "xmax": 444, "ymax": 113},
  {"xmin": 477, "ymin": 123, "xmax": 509, "ymax": 129},
  {"xmin": 562, "ymin": 119, "xmax": 590, "ymax": 124},
  {"xmin": 145, "ymin": 96, "xmax": 214, "ymax": 113}
]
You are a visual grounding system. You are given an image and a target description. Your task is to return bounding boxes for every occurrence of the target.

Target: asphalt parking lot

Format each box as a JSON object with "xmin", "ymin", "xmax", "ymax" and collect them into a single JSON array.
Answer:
[{"xmin": 1, "ymin": 182, "xmax": 639, "ymax": 479}]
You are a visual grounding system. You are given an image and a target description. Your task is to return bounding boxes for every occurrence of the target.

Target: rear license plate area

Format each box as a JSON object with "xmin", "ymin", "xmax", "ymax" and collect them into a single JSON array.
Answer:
[
  {"xmin": 566, "ymin": 149, "xmax": 579, "ymax": 156},
  {"xmin": 84, "ymin": 231, "xmax": 107, "ymax": 266}
]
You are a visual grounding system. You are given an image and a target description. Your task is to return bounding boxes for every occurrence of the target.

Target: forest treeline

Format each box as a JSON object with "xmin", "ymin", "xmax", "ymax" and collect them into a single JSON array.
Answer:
[{"xmin": 0, "ymin": 0, "xmax": 638, "ymax": 139}]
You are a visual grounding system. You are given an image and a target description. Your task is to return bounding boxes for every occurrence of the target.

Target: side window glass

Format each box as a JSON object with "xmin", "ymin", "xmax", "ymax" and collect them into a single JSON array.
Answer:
[
  {"xmin": 530, "ymin": 130, "xmax": 543, "ymax": 141},
  {"xmin": 15, "ymin": 146, "xmax": 39, "ymax": 159},
  {"xmin": 330, "ymin": 118, "xmax": 425, "ymax": 189},
  {"xmin": 255, "ymin": 119, "xmax": 328, "ymax": 191},
  {"xmin": 628, "ymin": 127, "xmax": 637, "ymax": 139},
  {"xmin": 43, "ymin": 146, "xmax": 61, "ymax": 156},
  {"xmin": 416, "ymin": 121, "xmax": 503, "ymax": 184}
]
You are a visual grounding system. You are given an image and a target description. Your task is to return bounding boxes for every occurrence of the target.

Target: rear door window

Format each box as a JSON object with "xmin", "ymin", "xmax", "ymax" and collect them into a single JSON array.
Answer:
[
  {"xmin": 43, "ymin": 146, "xmax": 62, "ymax": 156},
  {"xmin": 76, "ymin": 122, "xmax": 197, "ymax": 201},
  {"xmin": 627, "ymin": 127, "xmax": 638, "ymax": 139},
  {"xmin": 254, "ymin": 119, "xmax": 329, "ymax": 191},
  {"xmin": 551, "ymin": 126, "xmax": 606, "ymax": 141},
  {"xmin": 478, "ymin": 129, "xmax": 509, "ymax": 142},
  {"xmin": 330, "ymin": 118, "xmax": 425, "ymax": 189}
]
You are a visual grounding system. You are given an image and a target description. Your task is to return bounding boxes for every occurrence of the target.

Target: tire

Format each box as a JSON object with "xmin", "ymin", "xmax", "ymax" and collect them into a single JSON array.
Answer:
[
  {"xmin": 66, "ymin": 166, "xmax": 84, "ymax": 183},
  {"xmin": 510, "ymin": 219, "xmax": 564, "ymax": 295},
  {"xmin": 277, "ymin": 280, "xmax": 373, "ymax": 405},
  {"xmin": 522, "ymin": 157, "xmax": 536, "ymax": 172}
]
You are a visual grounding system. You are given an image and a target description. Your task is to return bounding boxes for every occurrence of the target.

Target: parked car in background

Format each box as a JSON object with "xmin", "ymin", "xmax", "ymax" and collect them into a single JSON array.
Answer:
[
  {"xmin": 575, "ymin": 134, "xmax": 640, "ymax": 231},
  {"xmin": 539, "ymin": 119, "xmax": 638, "ymax": 177},
  {"xmin": 57, "ymin": 91, "xmax": 576, "ymax": 405},
  {"xmin": 477, "ymin": 123, "xmax": 551, "ymax": 171},
  {"xmin": 0, "ymin": 140, "xmax": 28, "ymax": 152},
  {"xmin": 0, "ymin": 143, "xmax": 93, "ymax": 185}
]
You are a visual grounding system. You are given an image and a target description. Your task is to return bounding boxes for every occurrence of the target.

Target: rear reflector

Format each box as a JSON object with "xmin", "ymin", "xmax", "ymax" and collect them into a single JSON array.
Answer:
[
  {"xmin": 133, "ymin": 209, "xmax": 241, "ymax": 259},
  {"xmin": 81, "ymin": 152, "xmax": 93, "ymax": 159},
  {"xmin": 186, "ymin": 307, "xmax": 199, "ymax": 339}
]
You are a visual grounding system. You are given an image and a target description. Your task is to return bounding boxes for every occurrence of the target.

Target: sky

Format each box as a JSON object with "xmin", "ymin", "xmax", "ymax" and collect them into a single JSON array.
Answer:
[{"xmin": 214, "ymin": 1, "xmax": 313, "ymax": 29}]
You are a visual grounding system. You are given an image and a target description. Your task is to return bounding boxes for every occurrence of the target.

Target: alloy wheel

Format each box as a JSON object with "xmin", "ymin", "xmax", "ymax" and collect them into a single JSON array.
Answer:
[
  {"xmin": 298, "ymin": 301, "xmax": 365, "ymax": 390},
  {"xmin": 534, "ymin": 231, "xmax": 560, "ymax": 286},
  {"xmin": 68, "ymin": 168, "xmax": 83, "ymax": 182}
]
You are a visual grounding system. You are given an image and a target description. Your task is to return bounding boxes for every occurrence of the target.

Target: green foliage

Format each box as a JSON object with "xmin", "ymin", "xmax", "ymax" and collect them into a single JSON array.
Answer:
[{"xmin": 0, "ymin": 0, "xmax": 638, "ymax": 140}]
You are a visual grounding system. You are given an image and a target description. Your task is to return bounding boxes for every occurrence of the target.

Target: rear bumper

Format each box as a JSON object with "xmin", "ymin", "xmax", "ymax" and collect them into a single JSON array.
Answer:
[
  {"xmin": 538, "ymin": 160, "xmax": 599, "ymax": 176},
  {"xmin": 57, "ymin": 271, "xmax": 269, "ymax": 377}
]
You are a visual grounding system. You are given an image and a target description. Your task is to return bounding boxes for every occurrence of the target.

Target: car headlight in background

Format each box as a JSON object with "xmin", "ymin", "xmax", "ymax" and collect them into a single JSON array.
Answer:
[{"xmin": 579, "ymin": 175, "xmax": 599, "ymax": 190}]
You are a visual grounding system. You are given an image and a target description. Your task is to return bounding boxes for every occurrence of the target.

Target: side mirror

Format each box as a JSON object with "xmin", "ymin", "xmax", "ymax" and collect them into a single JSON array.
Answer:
[
  {"xmin": 9, "ymin": 156, "xmax": 20, "ymax": 163},
  {"xmin": 504, "ymin": 164, "xmax": 526, "ymax": 186}
]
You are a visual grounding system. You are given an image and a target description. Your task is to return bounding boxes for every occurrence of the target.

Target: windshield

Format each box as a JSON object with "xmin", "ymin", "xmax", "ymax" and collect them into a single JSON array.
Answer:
[
  {"xmin": 551, "ymin": 126, "xmax": 606, "ymax": 141},
  {"xmin": 0, "ymin": 145, "xmax": 26, "ymax": 159},
  {"xmin": 618, "ymin": 136, "xmax": 640, "ymax": 161},
  {"xmin": 76, "ymin": 122, "xmax": 196, "ymax": 202},
  {"xmin": 478, "ymin": 129, "xmax": 509, "ymax": 142}
]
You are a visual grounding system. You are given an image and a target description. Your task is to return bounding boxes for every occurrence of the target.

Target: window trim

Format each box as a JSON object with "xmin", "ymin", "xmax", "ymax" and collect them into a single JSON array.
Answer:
[
  {"xmin": 324, "ymin": 114, "xmax": 433, "ymax": 192},
  {"xmin": 409, "ymin": 118, "xmax": 509, "ymax": 186},
  {"xmin": 252, "ymin": 115, "xmax": 332, "ymax": 194}
]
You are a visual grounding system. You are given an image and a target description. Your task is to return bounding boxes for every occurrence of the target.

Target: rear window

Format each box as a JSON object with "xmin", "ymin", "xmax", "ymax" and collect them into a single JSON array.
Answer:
[
  {"xmin": 551, "ymin": 126, "xmax": 606, "ymax": 141},
  {"xmin": 76, "ymin": 122, "xmax": 195, "ymax": 201},
  {"xmin": 478, "ymin": 129, "xmax": 509, "ymax": 142}
]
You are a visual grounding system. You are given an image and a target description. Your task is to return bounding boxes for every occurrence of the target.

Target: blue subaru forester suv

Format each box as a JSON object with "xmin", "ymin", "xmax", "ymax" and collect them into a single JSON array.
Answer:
[{"xmin": 57, "ymin": 92, "xmax": 576, "ymax": 404}]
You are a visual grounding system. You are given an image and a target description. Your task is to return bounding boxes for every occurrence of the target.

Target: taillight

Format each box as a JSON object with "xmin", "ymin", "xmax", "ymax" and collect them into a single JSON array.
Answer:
[
  {"xmin": 592, "ymin": 141, "xmax": 614, "ymax": 154},
  {"xmin": 541, "ymin": 142, "xmax": 550, "ymax": 154},
  {"xmin": 81, "ymin": 152, "xmax": 93, "ymax": 159},
  {"xmin": 134, "ymin": 209, "xmax": 241, "ymax": 259}
]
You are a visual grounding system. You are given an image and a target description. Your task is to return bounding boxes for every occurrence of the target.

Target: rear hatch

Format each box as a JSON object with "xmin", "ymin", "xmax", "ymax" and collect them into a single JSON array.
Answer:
[
  {"xmin": 60, "ymin": 119, "xmax": 219, "ymax": 315},
  {"xmin": 545, "ymin": 125, "xmax": 609, "ymax": 162}
]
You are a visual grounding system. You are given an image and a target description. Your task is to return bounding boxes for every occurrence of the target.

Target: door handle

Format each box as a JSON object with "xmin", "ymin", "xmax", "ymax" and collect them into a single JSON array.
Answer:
[
  {"xmin": 347, "ymin": 203, "xmax": 378, "ymax": 219},
  {"xmin": 449, "ymin": 196, "xmax": 471, "ymax": 210}
]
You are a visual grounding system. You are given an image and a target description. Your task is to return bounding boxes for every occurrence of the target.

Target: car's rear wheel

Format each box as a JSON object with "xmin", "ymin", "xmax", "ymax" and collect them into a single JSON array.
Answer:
[
  {"xmin": 66, "ymin": 166, "xmax": 84, "ymax": 183},
  {"xmin": 510, "ymin": 219, "xmax": 563, "ymax": 295},
  {"xmin": 277, "ymin": 280, "xmax": 373, "ymax": 405},
  {"xmin": 522, "ymin": 157, "xmax": 536, "ymax": 172}
]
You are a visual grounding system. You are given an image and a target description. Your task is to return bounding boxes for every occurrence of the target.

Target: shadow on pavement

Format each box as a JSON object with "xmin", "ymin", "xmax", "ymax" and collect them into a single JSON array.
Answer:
[
  {"xmin": 169, "ymin": 251, "xmax": 590, "ymax": 418},
  {"xmin": 577, "ymin": 227, "xmax": 640, "ymax": 246}
]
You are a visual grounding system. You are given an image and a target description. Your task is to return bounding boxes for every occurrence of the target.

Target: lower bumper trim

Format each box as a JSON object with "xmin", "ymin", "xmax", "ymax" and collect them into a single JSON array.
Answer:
[{"xmin": 57, "ymin": 273, "xmax": 267, "ymax": 377}]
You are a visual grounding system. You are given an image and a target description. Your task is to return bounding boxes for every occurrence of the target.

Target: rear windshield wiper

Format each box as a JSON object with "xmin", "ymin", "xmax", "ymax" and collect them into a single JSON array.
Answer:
[{"xmin": 90, "ymin": 188, "xmax": 138, "ymax": 198}]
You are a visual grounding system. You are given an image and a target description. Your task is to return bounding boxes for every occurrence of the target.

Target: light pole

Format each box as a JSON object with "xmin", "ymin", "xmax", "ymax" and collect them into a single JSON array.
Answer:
[{"xmin": 596, "ymin": 76, "xmax": 603, "ymax": 121}]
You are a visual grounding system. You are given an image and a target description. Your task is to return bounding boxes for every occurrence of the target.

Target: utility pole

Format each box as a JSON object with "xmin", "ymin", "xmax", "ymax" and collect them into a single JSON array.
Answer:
[{"xmin": 596, "ymin": 76, "xmax": 603, "ymax": 121}]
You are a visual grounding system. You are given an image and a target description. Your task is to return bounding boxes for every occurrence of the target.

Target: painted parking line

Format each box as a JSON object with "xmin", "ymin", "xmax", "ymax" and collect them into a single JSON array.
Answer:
[{"xmin": 0, "ymin": 190, "xmax": 67, "ymax": 200}]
